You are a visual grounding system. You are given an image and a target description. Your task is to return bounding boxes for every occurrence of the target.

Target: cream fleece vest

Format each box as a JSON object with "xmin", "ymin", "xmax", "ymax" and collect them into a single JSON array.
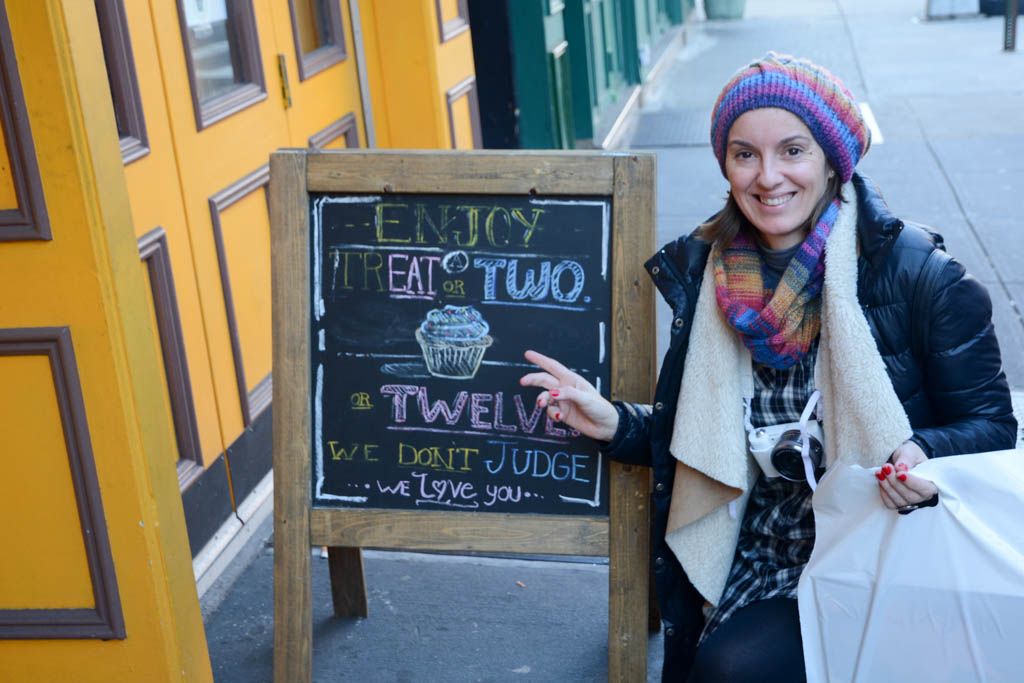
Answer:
[{"xmin": 665, "ymin": 182, "xmax": 914, "ymax": 606}]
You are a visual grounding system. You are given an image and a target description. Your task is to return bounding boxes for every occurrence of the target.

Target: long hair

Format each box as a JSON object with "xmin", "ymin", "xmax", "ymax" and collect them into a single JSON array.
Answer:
[{"xmin": 699, "ymin": 172, "xmax": 844, "ymax": 249}]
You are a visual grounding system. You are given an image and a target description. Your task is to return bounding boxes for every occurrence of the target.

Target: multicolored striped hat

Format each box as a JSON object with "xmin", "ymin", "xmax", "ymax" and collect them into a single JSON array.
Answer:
[{"xmin": 710, "ymin": 52, "xmax": 870, "ymax": 183}]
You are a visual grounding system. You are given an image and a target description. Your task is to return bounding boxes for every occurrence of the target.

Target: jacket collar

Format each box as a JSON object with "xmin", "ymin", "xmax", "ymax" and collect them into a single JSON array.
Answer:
[
  {"xmin": 852, "ymin": 173, "xmax": 904, "ymax": 268},
  {"xmin": 645, "ymin": 229, "xmax": 711, "ymax": 307}
]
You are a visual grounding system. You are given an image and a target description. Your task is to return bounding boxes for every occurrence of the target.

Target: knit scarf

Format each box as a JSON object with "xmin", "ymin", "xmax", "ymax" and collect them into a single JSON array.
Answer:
[{"xmin": 713, "ymin": 199, "xmax": 840, "ymax": 369}]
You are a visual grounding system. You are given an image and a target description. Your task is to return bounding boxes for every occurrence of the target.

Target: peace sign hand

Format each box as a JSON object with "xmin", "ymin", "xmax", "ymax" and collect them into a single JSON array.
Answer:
[{"xmin": 518, "ymin": 350, "xmax": 620, "ymax": 443}]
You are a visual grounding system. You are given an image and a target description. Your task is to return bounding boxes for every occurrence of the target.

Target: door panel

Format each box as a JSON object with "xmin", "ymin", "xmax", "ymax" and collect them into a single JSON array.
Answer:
[
  {"xmin": 271, "ymin": 0, "xmax": 365, "ymax": 148},
  {"xmin": 221, "ymin": 185, "xmax": 272, "ymax": 397},
  {"xmin": 209, "ymin": 166, "xmax": 273, "ymax": 424},
  {"xmin": 309, "ymin": 112, "xmax": 360, "ymax": 149},
  {"xmin": 549, "ymin": 41, "xmax": 574, "ymax": 149},
  {"xmin": 0, "ymin": 355, "xmax": 94, "ymax": 610},
  {"xmin": 119, "ymin": 0, "xmax": 223, "ymax": 469},
  {"xmin": 138, "ymin": 227, "xmax": 204, "ymax": 486},
  {"xmin": 445, "ymin": 78, "xmax": 481, "ymax": 149},
  {"xmin": 0, "ymin": 122, "xmax": 19, "ymax": 207}
]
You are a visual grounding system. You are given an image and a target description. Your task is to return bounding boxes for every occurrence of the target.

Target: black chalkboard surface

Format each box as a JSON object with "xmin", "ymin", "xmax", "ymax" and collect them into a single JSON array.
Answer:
[{"xmin": 311, "ymin": 193, "xmax": 612, "ymax": 515}]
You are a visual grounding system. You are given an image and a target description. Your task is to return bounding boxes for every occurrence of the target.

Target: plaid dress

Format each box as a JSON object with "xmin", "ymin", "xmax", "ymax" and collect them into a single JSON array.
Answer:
[{"xmin": 698, "ymin": 337, "xmax": 820, "ymax": 643}]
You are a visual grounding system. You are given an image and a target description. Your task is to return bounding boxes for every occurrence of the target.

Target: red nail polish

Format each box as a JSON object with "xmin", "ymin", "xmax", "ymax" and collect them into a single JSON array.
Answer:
[
  {"xmin": 555, "ymin": 412, "xmax": 561, "ymax": 421},
  {"xmin": 882, "ymin": 465, "xmax": 893, "ymax": 476},
  {"xmin": 875, "ymin": 471, "xmax": 885, "ymax": 481},
  {"xmin": 896, "ymin": 463, "xmax": 909, "ymax": 472},
  {"xmin": 551, "ymin": 390, "xmax": 560, "ymax": 397},
  {"xmin": 897, "ymin": 473, "xmax": 907, "ymax": 482}
]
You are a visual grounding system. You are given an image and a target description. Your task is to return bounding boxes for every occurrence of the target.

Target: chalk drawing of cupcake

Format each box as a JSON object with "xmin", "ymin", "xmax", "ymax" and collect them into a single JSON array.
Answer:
[{"xmin": 415, "ymin": 305, "xmax": 493, "ymax": 379}]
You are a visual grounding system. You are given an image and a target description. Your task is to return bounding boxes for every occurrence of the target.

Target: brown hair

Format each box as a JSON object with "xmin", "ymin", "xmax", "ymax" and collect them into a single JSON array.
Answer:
[{"xmin": 699, "ymin": 172, "xmax": 844, "ymax": 249}]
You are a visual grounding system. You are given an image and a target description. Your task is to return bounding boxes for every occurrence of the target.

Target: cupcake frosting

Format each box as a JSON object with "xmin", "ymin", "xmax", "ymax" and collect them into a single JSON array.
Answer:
[{"xmin": 418, "ymin": 305, "xmax": 490, "ymax": 342}]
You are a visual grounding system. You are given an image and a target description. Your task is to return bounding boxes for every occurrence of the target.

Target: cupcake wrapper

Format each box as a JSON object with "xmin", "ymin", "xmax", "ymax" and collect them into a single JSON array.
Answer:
[{"xmin": 415, "ymin": 329, "xmax": 492, "ymax": 379}]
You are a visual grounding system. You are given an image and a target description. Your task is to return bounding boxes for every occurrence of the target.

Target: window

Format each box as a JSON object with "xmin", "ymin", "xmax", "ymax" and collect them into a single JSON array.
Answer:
[
  {"xmin": 176, "ymin": 0, "xmax": 266, "ymax": 130},
  {"xmin": 94, "ymin": 0, "xmax": 148, "ymax": 164},
  {"xmin": 288, "ymin": 0, "xmax": 346, "ymax": 80}
]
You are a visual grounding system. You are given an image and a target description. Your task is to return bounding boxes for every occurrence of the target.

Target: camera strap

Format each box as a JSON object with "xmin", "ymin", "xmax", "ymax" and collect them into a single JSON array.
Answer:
[{"xmin": 799, "ymin": 390, "xmax": 822, "ymax": 491}]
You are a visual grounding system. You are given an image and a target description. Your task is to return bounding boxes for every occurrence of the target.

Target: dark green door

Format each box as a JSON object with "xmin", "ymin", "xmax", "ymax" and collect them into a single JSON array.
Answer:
[
  {"xmin": 508, "ymin": 0, "xmax": 576, "ymax": 149},
  {"xmin": 564, "ymin": 0, "xmax": 631, "ymax": 142}
]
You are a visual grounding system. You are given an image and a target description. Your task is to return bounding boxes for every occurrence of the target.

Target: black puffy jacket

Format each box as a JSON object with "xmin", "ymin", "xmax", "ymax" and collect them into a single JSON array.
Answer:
[{"xmin": 601, "ymin": 174, "xmax": 1018, "ymax": 681}]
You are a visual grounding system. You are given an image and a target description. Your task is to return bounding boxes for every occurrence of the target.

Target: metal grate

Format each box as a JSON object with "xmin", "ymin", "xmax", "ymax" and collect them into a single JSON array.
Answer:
[
  {"xmin": 1006, "ymin": 0, "xmax": 1019, "ymax": 51},
  {"xmin": 629, "ymin": 108, "xmax": 711, "ymax": 148}
]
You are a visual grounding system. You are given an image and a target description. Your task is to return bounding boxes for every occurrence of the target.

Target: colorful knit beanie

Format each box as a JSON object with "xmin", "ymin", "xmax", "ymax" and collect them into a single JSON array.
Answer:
[{"xmin": 710, "ymin": 52, "xmax": 870, "ymax": 183}]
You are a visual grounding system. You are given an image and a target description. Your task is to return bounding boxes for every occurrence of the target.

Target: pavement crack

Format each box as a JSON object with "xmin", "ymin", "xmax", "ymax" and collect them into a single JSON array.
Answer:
[{"xmin": 835, "ymin": 0, "xmax": 871, "ymax": 97}]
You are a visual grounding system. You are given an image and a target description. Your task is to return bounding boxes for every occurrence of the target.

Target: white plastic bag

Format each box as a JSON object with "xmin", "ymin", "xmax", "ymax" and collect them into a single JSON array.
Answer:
[{"xmin": 798, "ymin": 449, "xmax": 1024, "ymax": 683}]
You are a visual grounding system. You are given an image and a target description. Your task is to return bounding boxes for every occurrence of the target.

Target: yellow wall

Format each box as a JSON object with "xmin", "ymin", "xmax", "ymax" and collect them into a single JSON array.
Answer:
[{"xmin": 0, "ymin": 2, "xmax": 210, "ymax": 681}]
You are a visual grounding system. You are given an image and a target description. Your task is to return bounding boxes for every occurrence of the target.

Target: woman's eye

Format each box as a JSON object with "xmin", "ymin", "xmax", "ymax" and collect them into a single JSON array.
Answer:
[
  {"xmin": 735, "ymin": 150, "xmax": 754, "ymax": 160},
  {"xmin": 785, "ymin": 146, "xmax": 804, "ymax": 157}
]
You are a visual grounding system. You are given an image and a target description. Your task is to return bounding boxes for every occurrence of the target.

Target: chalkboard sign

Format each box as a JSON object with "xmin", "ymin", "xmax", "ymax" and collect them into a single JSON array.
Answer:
[
  {"xmin": 311, "ymin": 194, "xmax": 611, "ymax": 515},
  {"xmin": 271, "ymin": 150, "xmax": 655, "ymax": 683}
]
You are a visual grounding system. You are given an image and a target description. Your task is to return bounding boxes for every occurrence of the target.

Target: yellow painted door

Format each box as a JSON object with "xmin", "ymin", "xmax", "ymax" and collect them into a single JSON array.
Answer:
[
  {"xmin": 0, "ymin": 1, "xmax": 210, "ymax": 680},
  {"xmin": 136, "ymin": 0, "xmax": 370, "ymax": 534},
  {"xmin": 150, "ymin": 0, "xmax": 292, "ymax": 461}
]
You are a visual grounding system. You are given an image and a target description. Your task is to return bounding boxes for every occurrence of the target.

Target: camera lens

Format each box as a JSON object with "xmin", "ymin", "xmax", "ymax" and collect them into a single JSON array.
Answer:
[{"xmin": 771, "ymin": 429, "xmax": 824, "ymax": 482}]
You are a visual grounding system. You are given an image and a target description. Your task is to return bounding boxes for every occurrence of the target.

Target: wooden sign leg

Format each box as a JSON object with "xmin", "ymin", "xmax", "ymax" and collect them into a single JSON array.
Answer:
[
  {"xmin": 271, "ymin": 150, "xmax": 313, "ymax": 683},
  {"xmin": 274, "ymin": 496, "xmax": 312, "ymax": 683},
  {"xmin": 327, "ymin": 547, "xmax": 369, "ymax": 617},
  {"xmin": 608, "ymin": 153, "xmax": 656, "ymax": 680},
  {"xmin": 608, "ymin": 461, "xmax": 650, "ymax": 682}
]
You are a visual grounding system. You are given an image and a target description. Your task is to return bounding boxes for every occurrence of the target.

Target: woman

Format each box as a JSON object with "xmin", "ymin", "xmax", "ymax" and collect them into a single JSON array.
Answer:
[{"xmin": 520, "ymin": 53, "xmax": 1017, "ymax": 682}]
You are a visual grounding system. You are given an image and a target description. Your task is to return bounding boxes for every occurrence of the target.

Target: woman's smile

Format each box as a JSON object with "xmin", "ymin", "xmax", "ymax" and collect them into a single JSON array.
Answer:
[{"xmin": 757, "ymin": 192, "xmax": 796, "ymax": 207}]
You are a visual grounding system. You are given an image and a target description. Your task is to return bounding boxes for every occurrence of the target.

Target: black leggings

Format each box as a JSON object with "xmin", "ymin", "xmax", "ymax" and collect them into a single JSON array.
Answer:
[{"xmin": 686, "ymin": 597, "xmax": 806, "ymax": 683}]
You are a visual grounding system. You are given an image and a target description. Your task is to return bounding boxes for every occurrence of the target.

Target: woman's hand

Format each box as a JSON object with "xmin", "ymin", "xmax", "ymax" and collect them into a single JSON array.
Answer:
[
  {"xmin": 519, "ymin": 350, "xmax": 620, "ymax": 443},
  {"xmin": 875, "ymin": 440, "xmax": 938, "ymax": 511}
]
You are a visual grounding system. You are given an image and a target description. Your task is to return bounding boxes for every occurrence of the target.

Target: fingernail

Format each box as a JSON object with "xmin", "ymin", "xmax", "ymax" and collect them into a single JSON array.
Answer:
[
  {"xmin": 875, "ymin": 471, "xmax": 885, "ymax": 481},
  {"xmin": 897, "ymin": 473, "xmax": 907, "ymax": 482},
  {"xmin": 896, "ymin": 463, "xmax": 909, "ymax": 472},
  {"xmin": 882, "ymin": 465, "xmax": 893, "ymax": 476},
  {"xmin": 555, "ymin": 412, "xmax": 561, "ymax": 421},
  {"xmin": 551, "ymin": 390, "xmax": 560, "ymax": 397}
]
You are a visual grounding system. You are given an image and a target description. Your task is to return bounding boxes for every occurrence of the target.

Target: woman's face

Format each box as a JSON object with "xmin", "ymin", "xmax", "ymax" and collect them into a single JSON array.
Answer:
[{"xmin": 725, "ymin": 107, "xmax": 831, "ymax": 250}]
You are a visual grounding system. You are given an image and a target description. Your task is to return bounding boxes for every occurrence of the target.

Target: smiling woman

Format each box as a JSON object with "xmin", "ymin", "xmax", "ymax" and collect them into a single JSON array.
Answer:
[{"xmin": 519, "ymin": 52, "xmax": 1017, "ymax": 682}]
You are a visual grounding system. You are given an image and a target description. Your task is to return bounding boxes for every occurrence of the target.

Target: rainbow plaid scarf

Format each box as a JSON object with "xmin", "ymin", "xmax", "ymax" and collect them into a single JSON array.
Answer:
[{"xmin": 713, "ymin": 199, "xmax": 840, "ymax": 369}]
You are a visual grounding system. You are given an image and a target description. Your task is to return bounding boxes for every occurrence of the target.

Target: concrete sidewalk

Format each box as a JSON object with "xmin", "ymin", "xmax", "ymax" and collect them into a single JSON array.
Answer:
[
  {"xmin": 203, "ymin": 517, "xmax": 652, "ymax": 682},
  {"xmin": 202, "ymin": 2, "xmax": 1024, "ymax": 681}
]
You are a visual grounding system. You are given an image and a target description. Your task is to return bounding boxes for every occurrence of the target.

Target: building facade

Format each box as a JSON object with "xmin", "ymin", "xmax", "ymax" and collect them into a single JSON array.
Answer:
[
  {"xmin": 469, "ymin": 0, "xmax": 693, "ymax": 148},
  {"xmin": 0, "ymin": 0, "xmax": 685, "ymax": 677},
  {"xmin": 0, "ymin": 1, "xmax": 477, "ymax": 679}
]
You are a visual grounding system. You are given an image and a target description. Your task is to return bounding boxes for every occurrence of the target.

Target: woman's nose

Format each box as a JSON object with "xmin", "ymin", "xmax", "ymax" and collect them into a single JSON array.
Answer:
[{"xmin": 757, "ymin": 158, "xmax": 783, "ymax": 187}]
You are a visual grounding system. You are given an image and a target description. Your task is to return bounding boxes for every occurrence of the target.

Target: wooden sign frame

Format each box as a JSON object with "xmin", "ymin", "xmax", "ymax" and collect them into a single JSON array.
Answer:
[{"xmin": 270, "ymin": 149, "xmax": 655, "ymax": 682}]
